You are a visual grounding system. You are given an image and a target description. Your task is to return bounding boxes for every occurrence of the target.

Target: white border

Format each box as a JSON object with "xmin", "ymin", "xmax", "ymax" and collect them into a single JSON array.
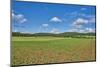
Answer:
[{"xmin": 0, "ymin": 0, "xmax": 10, "ymax": 67}]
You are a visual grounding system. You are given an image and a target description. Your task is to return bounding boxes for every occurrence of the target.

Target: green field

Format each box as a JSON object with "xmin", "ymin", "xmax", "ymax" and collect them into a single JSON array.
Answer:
[{"xmin": 12, "ymin": 37, "xmax": 96, "ymax": 65}]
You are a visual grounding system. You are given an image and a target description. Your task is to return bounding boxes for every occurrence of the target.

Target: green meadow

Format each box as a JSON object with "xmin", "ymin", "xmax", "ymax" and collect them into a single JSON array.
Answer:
[{"xmin": 12, "ymin": 37, "xmax": 96, "ymax": 65}]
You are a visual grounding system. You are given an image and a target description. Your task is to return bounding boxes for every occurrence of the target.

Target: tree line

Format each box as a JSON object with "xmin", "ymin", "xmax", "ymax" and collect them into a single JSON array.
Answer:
[{"xmin": 12, "ymin": 32, "xmax": 96, "ymax": 38}]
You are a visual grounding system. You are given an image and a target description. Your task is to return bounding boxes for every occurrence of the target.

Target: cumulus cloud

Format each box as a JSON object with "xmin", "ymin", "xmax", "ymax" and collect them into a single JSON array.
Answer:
[
  {"xmin": 70, "ymin": 17, "xmax": 95, "ymax": 33},
  {"xmin": 73, "ymin": 18, "xmax": 88, "ymax": 25},
  {"xmin": 20, "ymin": 18, "xmax": 27, "ymax": 23},
  {"xmin": 12, "ymin": 10, "xmax": 27, "ymax": 23},
  {"xmin": 64, "ymin": 11, "xmax": 95, "ymax": 20},
  {"xmin": 67, "ymin": 28, "xmax": 95, "ymax": 33},
  {"xmin": 85, "ymin": 28, "xmax": 95, "ymax": 33},
  {"xmin": 16, "ymin": 14, "xmax": 24, "ymax": 20},
  {"xmin": 50, "ymin": 28, "xmax": 60, "ymax": 34},
  {"xmin": 16, "ymin": 14, "xmax": 27, "ymax": 23},
  {"xmin": 72, "ymin": 18, "xmax": 88, "ymax": 28},
  {"xmin": 72, "ymin": 16, "xmax": 95, "ymax": 28},
  {"xmin": 50, "ymin": 17, "xmax": 62, "ymax": 22},
  {"xmin": 12, "ymin": 10, "xmax": 16, "ymax": 19},
  {"xmin": 12, "ymin": 12, "xmax": 15, "ymax": 18},
  {"xmin": 76, "ymin": 28, "xmax": 95, "ymax": 33}
]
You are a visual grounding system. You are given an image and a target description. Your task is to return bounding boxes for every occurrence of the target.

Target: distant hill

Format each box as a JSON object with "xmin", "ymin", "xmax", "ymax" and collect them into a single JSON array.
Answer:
[{"xmin": 12, "ymin": 32, "xmax": 96, "ymax": 38}]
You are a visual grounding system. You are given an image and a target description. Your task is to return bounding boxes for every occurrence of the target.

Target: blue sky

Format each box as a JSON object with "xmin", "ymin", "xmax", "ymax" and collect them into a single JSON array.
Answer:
[{"xmin": 12, "ymin": 0, "xmax": 96, "ymax": 33}]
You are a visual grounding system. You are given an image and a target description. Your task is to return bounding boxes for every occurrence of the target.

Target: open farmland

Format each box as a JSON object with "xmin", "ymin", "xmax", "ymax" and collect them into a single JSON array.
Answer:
[{"xmin": 12, "ymin": 37, "xmax": 96, "ymax": 66}]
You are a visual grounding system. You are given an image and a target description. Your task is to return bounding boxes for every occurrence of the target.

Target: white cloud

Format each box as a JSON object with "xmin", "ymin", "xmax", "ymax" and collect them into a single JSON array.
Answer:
[
  {"xmin": 42, "ymin": 24, "xmax": 49, "ymax": 27},
  {"xmin": 72, "ymin": 18, "xmax": 89, "ymax": 28},
  {"xmin": 16, "ymin": 14, "xmax": 27, "ymax": 23},
  {"xmin": 16, "ymin": 14, "xmax": 24, "ymax": 20},
  {"xmin": 72, "ymin": 16, "xmax": 95, "ymax": 29},
  {"xmin": 85, "ymin": 28, "xmax": 95, "ymax": 33},
  {"xmin": 12, "ymin": 13, "xmax": 15, "ymax": 18},
  {"xmin": 66, "ymin": 28, "xmax": 85, "ymax": 33},
  {"xmin": 12, "ymin": 10, "xmax": 27, "ymax": 23},
  {"xmin": 50, "ymin": 17, "xmax": 62, "ymax": 22},
  {"xmin": 12, "ymin": 10, "xmax": 16, "ymax": 19},
  {"xmin": 67, "ymin": 28, "xmax": 95, "ymax": 33},
  {"xmin": 50, "ymin": 28, "xmax": 60, "ymax": 34},
  {"xmin": 73, "ymin": 18, "xmax": 88, "ymax": 25},
  {"xmin": 20, "ymin": 18, "xmax": 27, "ymax": 23}
]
